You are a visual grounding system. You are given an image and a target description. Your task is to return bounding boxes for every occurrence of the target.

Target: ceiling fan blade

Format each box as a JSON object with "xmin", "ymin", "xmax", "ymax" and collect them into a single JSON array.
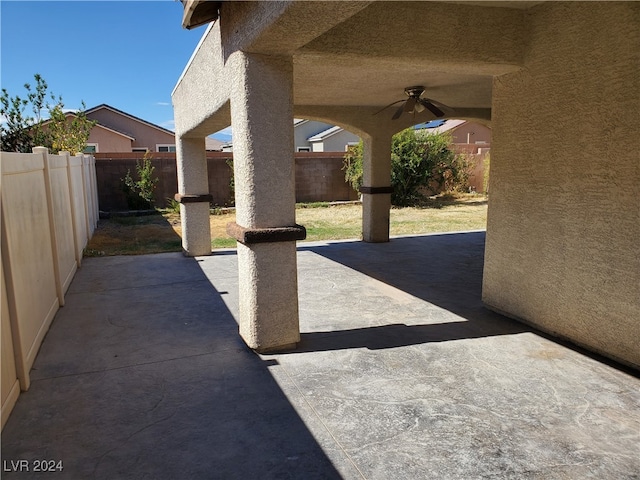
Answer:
[
  {"xmin": 373, "ymin": 99, "xmax": 404, "ymax": 116},
  {"xmin": 424, "ymin": 97, "xmax": 454, "ymax": 113},
  {"xmin": 391, "ymin": 104, "xmax": 405, "ymax": 120},
  {"xmin": 420, "ymin": 99, "xmax": 445, "ymax": 118},
  {"xmin": 404, "ymin": 97, "xmax": 417, "ymax": 113}
]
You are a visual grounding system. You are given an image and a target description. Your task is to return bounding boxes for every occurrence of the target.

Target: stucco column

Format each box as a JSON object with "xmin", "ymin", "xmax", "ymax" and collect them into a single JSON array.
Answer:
[
  {"xmin": 175, "ymin": 136, "xmax": 212, "ymax": 256},
  {"xmin": 227, "ymin": 52, "xmax": 304, "ymax": 352},
  {"xmin": 361, "ymin": 133, "xmax": 392, "ymax": 242}
]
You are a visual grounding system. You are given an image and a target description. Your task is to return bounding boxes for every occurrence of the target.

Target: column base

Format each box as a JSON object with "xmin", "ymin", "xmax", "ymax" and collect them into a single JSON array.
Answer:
[
  {"xmin": 237, "ymin": 242, "xmax": 300, "ymax": 351},
  {"xmin": 179, "ymin": 202, "xmax": 212, "ymax": 256},
  {"xmin": 362, "ymin": 192, "xmax": 391, "ymax": 242}
]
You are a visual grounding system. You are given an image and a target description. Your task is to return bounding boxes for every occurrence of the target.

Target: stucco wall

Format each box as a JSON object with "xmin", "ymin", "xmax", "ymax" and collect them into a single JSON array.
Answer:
[
  {"xmin": 450, "ymin": 122, "xmax": 491, "ymax": 147},
  {"xmin": 87, "ymin": 127, "xmax": 132, "ymax": 153},
  {"xmin": 483, "ymin": 2, "xmax": 639, "ymax": 368},
  {"xmin": 87, "ymin": 109, "xmax": 176, "ymax": 152}
]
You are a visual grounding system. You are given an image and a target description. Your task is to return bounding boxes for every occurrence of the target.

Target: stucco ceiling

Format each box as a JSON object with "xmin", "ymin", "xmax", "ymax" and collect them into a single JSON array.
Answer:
[
  {"xmin": 177, "ymin": 1, "xmax": 540, "ymax": 133},
  {"xmin": 290, "ymin": 1, "xmax": 528, "ymax": 114}
]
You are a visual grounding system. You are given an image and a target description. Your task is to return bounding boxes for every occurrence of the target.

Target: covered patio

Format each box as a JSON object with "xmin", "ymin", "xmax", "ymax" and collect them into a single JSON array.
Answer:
[
  {"xmin": 2, "ymin": 234, "xmax": 639, "ymax": 479},
  {"xmin": 171, "ymin": 0, "xmax": 639, "ymax": 368}
]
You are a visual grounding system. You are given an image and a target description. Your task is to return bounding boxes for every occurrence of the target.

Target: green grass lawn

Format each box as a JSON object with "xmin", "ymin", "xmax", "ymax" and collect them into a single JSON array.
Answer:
[{"xmin": 86, "ymin": 194, "xmax": 487, "ymax": 256}]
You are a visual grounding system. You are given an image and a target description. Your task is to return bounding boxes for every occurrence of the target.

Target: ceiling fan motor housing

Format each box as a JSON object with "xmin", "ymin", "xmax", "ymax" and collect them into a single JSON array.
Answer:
[{"xmin": 405, "ymin": 86, "xmax": 426, "ymax": 98}]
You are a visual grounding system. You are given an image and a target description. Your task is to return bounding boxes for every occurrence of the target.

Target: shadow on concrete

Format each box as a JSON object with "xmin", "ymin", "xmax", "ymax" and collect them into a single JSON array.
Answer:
[
  {"xmin": 296, "ymin": 320, "xmax": 527, "ymax": 353},
  {"xmin": 1, "ymin": 253, "xmax": 341, "ymax": 480}
]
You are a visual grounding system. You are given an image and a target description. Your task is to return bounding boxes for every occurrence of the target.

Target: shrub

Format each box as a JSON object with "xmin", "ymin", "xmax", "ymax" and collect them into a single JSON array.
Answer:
[
  {"xmin": 225, "ymin": 158, "xmax": 235, "ymax": 206},
  {"xmin": 483, "ymin": 153, "xmax": 490, "ymax": 195},
  {"xmin": 121, "ymin": 152, "xmax": 158, "ymax": 209},
  {"xmin": 343, "ymin": 128, "xmax": 470, "ymax": 206},
  {"xmin": 343, "ymin": 142, "xmax": 364, "ymax": 193}
]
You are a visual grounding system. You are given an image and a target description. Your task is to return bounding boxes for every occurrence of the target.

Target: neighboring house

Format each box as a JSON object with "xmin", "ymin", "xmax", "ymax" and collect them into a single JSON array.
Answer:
[
  {"xmin": 222, "ymin": 119, "xmax": 360, "ymax": 152},
  {"xmin": 414, "ymin": 119, "xmax": 491, "ymax": 153},
  {"xmin": 302, "ymin": 119, "xmax": 492, "ymax": 153},
  {"xmin": 84, "ymin": 104, "xmax": 177, "ymax": 153},
  {"xmin": 80, "ymin": 104, "xmax": 223, "ymax": 153},
  {"xmin": 294, "ymin": 119, "xmax": 360, "ymax": 152}
]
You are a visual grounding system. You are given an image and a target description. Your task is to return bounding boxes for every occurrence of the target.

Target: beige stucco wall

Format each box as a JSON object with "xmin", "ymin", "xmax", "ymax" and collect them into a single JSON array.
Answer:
[
  {"xmin": 87, "ymin": 127, "xmax": 133, "ymax": 152},
  {"xmin": 87, "ymin": 109, "xmax": 175, "ymax": 152},
  {"xmin": 483, "ymin": 2, "xmax": 640, "ymax": 368},
  {"xmin": 451, "ymin": 122, "xmax": 491, "ymax": 146}
]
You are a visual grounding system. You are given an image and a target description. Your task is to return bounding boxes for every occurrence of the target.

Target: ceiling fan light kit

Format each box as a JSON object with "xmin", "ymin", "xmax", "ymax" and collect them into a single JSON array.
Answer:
[{"xmin": 375, "ymin": 86, "xmax": 451, "ymax": 120}]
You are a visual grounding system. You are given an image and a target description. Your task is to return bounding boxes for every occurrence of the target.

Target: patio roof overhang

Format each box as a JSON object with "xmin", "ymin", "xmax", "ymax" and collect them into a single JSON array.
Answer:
[
  {"xmin": 181, "ymin": 0, "xmax": 221, "ymax": 30},
  {"xmin": 173, "ymin": 1, "xmax": 541, "ymax": 138}
]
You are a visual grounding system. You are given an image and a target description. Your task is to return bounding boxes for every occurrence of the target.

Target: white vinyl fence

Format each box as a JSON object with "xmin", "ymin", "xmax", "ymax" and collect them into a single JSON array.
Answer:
[{"xmin": 1, "ymin": 148, "xmax": 98, "ymax": 429}]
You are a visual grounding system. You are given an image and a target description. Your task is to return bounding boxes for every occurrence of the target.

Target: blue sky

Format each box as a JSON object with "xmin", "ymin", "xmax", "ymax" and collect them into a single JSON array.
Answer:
[{"xmin": 1, "ymin": 0, "xmax": 232, "ymax": 141}]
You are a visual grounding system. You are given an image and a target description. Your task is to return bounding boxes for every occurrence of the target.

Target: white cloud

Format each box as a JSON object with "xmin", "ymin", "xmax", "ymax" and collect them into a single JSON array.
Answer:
[{"xmin": 156, "ymin": 102, "xmax": 171, "ymax": 106}]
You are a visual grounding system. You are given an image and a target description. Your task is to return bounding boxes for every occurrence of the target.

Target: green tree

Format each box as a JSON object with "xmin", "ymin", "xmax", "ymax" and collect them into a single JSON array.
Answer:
[
  {"xmin": 47, "ymin": 102, "xmax": 96, "ymax": 154},
  {"xmin": 1, "ymin": 89, "xmax": 33, "ymax": 152},
  {"xmin": 0, "ymin": 73, "xmax": 95, "ymax": 154},
  {"xmin": 122, "ymin": 152, "xmax": 159, "ymax": 209},
  {"xmin": 343, "ymin": 128, "xmax": 470, "ymax": 206}
]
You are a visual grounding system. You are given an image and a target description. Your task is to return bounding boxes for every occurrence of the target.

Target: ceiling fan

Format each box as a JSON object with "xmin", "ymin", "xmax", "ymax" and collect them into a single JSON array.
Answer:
[{"xmin": 374, "ymin": 86, "xmax": 452, "ymax": 120}]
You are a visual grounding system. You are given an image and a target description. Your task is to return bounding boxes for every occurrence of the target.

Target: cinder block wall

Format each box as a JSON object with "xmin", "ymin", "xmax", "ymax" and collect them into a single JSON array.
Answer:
[
  {"xmin": 95, "ymin": 152, "xmax": 357, "ymax": 211},
  {"xmin": 295, "ymin": 153, "xmax": 359, "ymax": 203},
  {"xmin": 483, "ymin": 3, "xmax": 640, "ymax": 368}
]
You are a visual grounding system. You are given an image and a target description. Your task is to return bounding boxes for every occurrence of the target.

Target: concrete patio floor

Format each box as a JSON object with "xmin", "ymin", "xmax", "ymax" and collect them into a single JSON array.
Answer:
[{"xmin": 2, "ymin": 231, "xmax": 639, "ymax": 479}]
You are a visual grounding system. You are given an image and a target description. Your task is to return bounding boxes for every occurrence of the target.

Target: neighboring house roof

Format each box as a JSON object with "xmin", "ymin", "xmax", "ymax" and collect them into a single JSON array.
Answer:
[
  {"xmin": 38, "ymin": 111, "xmax": 136, "ymax": 141},
  {"xmin": 85, "ymin": 104, "xmax": 176, "ymax": 137},
  {"xmin": 205, "ymin": 137, "xmax": 224, "ymax": 151},
  {"xmin": 414, "ymin": 119, "xmax": 467, "ymax": 134},
  {"xmin": 307, "ymin": 125, "xmax": 343, "ymax": 142}
]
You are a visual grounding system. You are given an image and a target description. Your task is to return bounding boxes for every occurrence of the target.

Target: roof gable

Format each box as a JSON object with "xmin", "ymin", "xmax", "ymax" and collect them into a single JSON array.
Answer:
[
  {"xmin": 38, "ymin": 111, "xmax": 135, "ymax": 141},
  {"xmin": 308, "ymin": 125, "xmax": 343, "ymax": 142},
  {"xmin": 85, "ymin": 104, "xmax": 175, "ymax": 136}
]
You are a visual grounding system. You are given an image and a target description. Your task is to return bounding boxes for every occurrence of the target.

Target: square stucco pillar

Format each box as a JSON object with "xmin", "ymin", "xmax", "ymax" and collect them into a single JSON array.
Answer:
[
  {"xmin": 176, "ymin": 136, "xmax": 212, "ymax": 256},
  {"xmin": 227, "ymin": 52, "xmax": 303, "ymax": 353},
  {"xmin": 361, "ymin": 134, "xmax": 392, "ymax": 242}
]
